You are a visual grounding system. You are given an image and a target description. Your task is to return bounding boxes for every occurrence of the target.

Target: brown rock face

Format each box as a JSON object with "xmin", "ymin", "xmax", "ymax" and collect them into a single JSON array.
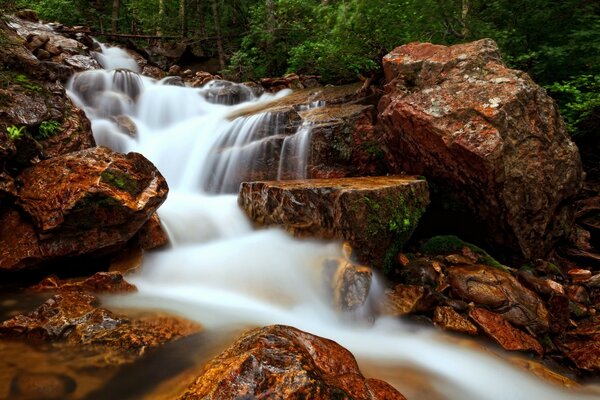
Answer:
[
  {"xmin": 0, "ymin": 290, "xmax": 202, "ymax": 365},
  {"xmin": 378, "ymin": 39, "xmax": 583, "ymax": 261},
  {"xmin": 179, "ymin": 325, "xmax": 405, "ymax": 400},
  {"xmin": 0, "ymin": 147, "xmax": 168, "ymax": 270},
  {"xmin": 447, "ymin": 264, "xmax": 549, "ymax": 334},
  {"xmin": 469, "ymin": 308, "xmax": 544, "ymax": 356},
  {"xmin": 238, "ymin": 176, "xmax": 429, "ymax": 271}
]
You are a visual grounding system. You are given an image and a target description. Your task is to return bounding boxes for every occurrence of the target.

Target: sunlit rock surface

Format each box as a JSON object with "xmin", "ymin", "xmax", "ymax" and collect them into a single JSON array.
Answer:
[
  {"xmin": 379, "ymin": 39, "xmax": 583, "ymax": 261},
  {"xmin": 178, "ymin": 325, "xmax": 406, "ymax": 400},
  {"xmin": 239, "ymin": 176, "xmax": 429, "ymax": 270},
  {"xmin": 0, "ymin": 147, "xmax": 168, "ymax": 270},
  {"xmin": 0, "ymin": 290, "xmax": 201, "ymax": 365}
]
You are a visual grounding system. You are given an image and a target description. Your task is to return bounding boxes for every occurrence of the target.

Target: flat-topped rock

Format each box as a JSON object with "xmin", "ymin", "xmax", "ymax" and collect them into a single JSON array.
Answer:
[{"xmin": 238, "ymin": 176, "xmax": 429, "ymax": 272}]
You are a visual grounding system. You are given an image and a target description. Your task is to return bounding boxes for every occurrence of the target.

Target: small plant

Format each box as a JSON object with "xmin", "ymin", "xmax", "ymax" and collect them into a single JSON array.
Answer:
[
  {"xmin": 6, "ymin": 125, "xmax": 25, "ymax": 140},
  {"xmin": 38, "ymin": 120, "xmax": 61, "ymax": 138},
  {"xmin": 14, "ymin": 73, "xmax": 41, "ymax": 92}
]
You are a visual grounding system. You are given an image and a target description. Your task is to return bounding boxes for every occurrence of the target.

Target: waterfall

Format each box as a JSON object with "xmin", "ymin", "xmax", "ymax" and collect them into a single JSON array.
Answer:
[{"xmin": 67, "ymin": 44, "xmax": 598, "ymax": 400}]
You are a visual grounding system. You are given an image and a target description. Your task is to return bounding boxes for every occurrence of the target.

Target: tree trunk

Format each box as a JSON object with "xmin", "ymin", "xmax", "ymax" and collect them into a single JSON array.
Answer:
[
  {"xmin": 461, "ymin": 0, "xmax": 470, "ymax": 37},
  {"xmin": 111, "ymin": 0, "xmax": 120, "ymax": 34},
  {"xmin": 211, "ymin": 0, "xmax": 225, "ymax": 70},
  {"xmin": 180, "ymin": 0, "xmax": 187, "ymax": 37},
  {"xmin": 157, "ymin": 0, "xmax": 165, "ymax": 36}
]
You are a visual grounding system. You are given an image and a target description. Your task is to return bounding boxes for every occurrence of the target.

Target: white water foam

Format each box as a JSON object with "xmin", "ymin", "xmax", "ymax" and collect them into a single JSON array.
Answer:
[{"xmin": 68, "ymin": 44, "xmax": 599, "ymax": 400}]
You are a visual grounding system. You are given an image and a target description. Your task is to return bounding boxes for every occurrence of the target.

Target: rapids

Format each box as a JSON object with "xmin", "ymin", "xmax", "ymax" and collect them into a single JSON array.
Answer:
[{"xmin": 66, "ymin": 44, "xmax": 599, "ymax": 400}]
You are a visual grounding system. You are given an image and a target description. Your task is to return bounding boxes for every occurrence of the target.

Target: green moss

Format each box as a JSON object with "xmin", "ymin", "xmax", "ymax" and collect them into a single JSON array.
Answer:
[
  {"xmin": 420, "ymin": 235, "xmax": 508, "ymax": 271},
  {"xmin": 362, "ymin": 192, "xmax": 426, "ymax": 275},
  {"xmin": 100, "ymin": 169, "xmax": 140, "ymax": 195},
  {"xmin": 361, "ymin": 140, "xmax": 384, "ymax": 159}
]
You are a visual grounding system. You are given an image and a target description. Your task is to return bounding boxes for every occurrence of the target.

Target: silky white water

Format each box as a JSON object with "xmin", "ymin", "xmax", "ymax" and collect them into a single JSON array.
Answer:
[{"xmin": 67, "ymin": 44, "xmax": 599, "ymax": 400}]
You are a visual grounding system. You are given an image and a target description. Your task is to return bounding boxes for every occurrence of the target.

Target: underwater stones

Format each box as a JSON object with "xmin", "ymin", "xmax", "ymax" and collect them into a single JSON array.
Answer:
[
  {"xmin": 447, "ymin": 264, "xmax": 550, "ymax": 334},
  {"xmin": 0, "ymin": 147, "xmax": 167, "ymax": 270},
  {"xmin": 178, "ymin": 325, "xmax": 406, "ymax": 400},
  {"xmin": 324, "ymin": 257, "xmax": 373, "ymax": 312},
  {"xmin": 0, "ymin": 290, "xmax": 202, "ymax": 365},
  {"xmin": 379, "ymin": 39, "xmax": 583, "ymax": 261},
  {"xmin": 238, "ymin": 176, "xmax": 429, "ymax": 270}
]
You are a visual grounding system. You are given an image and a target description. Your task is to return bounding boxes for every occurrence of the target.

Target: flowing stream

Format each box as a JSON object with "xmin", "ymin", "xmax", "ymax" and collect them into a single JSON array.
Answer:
[{"xmin": 66, "ymin": 44, "xmax": 599, "ymax": 400}]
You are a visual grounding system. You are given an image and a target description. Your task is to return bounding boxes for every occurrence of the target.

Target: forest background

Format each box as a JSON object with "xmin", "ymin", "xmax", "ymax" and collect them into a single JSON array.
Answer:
[{"xmin": 4, "ymin": 0, "xmax": 599, "ymax": 163}]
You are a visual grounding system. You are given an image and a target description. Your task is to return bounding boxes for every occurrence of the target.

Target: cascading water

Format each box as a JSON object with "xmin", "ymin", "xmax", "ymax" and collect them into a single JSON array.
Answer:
[{"xmin": 67, "ymin": 44, "xmax": 599, "ymax": 400}]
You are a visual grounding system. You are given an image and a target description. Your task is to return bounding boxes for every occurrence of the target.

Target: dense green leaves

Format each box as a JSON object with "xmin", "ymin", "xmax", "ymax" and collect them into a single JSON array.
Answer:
[{"xmin": 15, "ymin": 0, "xmax": 600, "ymax": 141}]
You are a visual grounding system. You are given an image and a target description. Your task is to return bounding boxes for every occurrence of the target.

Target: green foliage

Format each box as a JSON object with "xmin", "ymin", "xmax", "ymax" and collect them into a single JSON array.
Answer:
[
  {"xmin": 16, "ymin": 0, "xmax": 84, "ymax": 26},
  {"xmin": 547, "ymin": 74, "xmax": 600, "ymax": 138},
  {"xmin": 6, "ymin": 125, "xmax": 26, "ymax": 140},
  {"xmin": 37, "ymin": 120, "xmax": 61, "ymax": 139},
  {"xmin": 420, "ymin": 235, "xmax": 507, "ymax": 271}
]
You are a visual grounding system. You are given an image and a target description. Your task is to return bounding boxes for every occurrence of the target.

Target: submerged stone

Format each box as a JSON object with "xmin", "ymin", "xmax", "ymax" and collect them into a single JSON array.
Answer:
[
  {"xmin": 178, "ymin": 325, "xmax": 405, "ymax": 400},
  {"xmin": 238, "ymin": 176, "xmax": 429, "ymax": 271}
]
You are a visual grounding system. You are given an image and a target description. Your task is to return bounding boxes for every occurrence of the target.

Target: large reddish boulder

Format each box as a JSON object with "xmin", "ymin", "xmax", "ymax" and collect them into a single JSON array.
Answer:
[
  {"xmin": 179, "ymin": 325, "xmax": 405, "ymax": 400},
  {"xmin": 378, "ymin": 39, "xmax": 583, "ymax": 261},
  {"xmin": 0, "ymin": 147, "xmax": 168, "ymax": 270}
]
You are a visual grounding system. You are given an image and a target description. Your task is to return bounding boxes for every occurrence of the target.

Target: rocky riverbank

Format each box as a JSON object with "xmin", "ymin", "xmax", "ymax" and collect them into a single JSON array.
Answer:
[{"xmin": 0, "ymin": 10, "xmax": 599, "ymax": 399}]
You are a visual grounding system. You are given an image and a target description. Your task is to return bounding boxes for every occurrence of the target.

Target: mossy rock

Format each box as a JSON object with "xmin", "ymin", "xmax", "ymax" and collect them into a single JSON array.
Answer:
[{"xmin": 420, "ymin": 235, "xmax": 508, "ymax": 271}]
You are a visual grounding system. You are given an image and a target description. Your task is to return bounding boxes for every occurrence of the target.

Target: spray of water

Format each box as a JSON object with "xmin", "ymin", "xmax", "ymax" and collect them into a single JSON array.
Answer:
[{"xmin": 67, "ymin": 43, "xmax": 599, "ymax": 400}]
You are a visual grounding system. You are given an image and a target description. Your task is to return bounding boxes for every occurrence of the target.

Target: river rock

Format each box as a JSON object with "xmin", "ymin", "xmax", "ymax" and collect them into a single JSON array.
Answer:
[
  {"xmin": 433, "ymin": 306, "xmax": 478, "ymax": 335},
  {"xmin": 29, "ymin": 271, "xmax": 137, "ymax": 294},
  {"xmin": 226, "ymin": 83, "xmax": 386, "ymax": 183},
  {"xmin": 239, "ymin": 176, "xmax": 429, "ymax": 271},
  {"xmin": 0, "ymin": 290, "xmax": 201, "ymax": 365},
  {"xmin": 469, "ymin": 308, "xmax": 544, "ymax": 356},
  {"xmin": 447, "ymin": 264, "xmax": 550, "ymax": 334},
  {"xmin": 0, "ymin": 147, "xmax": 167, "ymax": 270},
  {"xmin": 379, "ymin": 284, "xmax": 426, "ymax": 316},
  {"xmin": 178, "ymin": 325, "xmax": 405, "ymax": 400},
  {"xmin": 378, "ymin": 39, "xmax": 583, "ymax": 261},
  {"xmin": 560, "ymin": 318, "xmax": 600, "ymax": 372}
]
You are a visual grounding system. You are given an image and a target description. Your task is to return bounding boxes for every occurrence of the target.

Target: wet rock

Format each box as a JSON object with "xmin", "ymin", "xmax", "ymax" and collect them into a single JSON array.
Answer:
[
  {"xmin": 10, "ymin": 371, "xmax": 76, "ymax": 399},
  {"xmin": 229, "ymin": 83, "xmax": 386, "ymax": 181},
  {"xmin": 29, "ymin": 271, "xmax": 137, "ymax": 294},
  {"xmin": 239, "ymin": 176, "xmax": 428, "ymax": 271},
  {"xmin": 448, "ymin": 264, "xmax": 549, "ymax": 334},
  {"xmin": 566, "ymin": 285, "xmax": 590, "ymax": 304},
  {"xmin": 379, "ymin": 284, "xmax": 426, "ymax": 316},
  {"xmin": 516, "ymin": 270, "xmax": 564, "ymax": 297},
  {"xmin": 0, "ymin": 290, "xmax": 201, "ymax": 365},
  {"xmin": 547, "ymin": 295, "xmax": 570, "ymax": 334},
  {"xmin": 433, "ymin": 306, "xmax": 478, "ymax": 335},
  {"xmin": 561, "ymin": 318, "xmax": 600, "ymax": 372},
  {"xmin": 400, "ymin": 258, "xmax": 439, "ymax": 287},
  {"xmin": 0, "ymin": 147, "xmax": 168, "ymax": 270},
  {"xmin": 567, "ymin": 268, "xmax": 592, "ymax": 283},
  {"xmin": 469, "ymin": 308, "xmax": 544, "ymax": 355},
  {"xmin": 15, "ymin": 9, "xmax": 39, "ymax": 22},
  {"xmin": 331, "ymin": 260, "xmax": 373, "ymax": 311},
  {"xmin": 178, "ymin": 325, "xmax": 405, "ymax": 400},
  {"xmin": 379, "ymin": 39, "xmax": 583, "ymax": 261},
  {"xmin": 134, "ymin": 212, "xmax": 169, "ymax": 250}
]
